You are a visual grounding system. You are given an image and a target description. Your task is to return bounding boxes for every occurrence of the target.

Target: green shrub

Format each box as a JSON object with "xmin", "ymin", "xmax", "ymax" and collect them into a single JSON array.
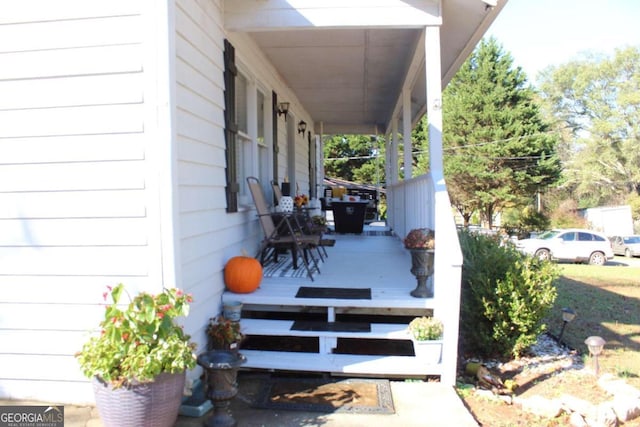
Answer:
[{"xmin": 458, "ymin": 229, "xmax": 559, "ymax": 358}]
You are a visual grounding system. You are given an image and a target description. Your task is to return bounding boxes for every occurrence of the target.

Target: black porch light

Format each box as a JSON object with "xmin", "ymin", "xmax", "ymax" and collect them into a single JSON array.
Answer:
[
  {"xmin": 277, "ymin": 102, "xmax": 290, "ymax": 120},
  {"xmin": 297, "ymin": 120, "xmax": 307, "ymax": 136},
  {"xmin": 584, "ymin": 336, "xmax": 606, "ymax": 376},
  {"xmin": 557, "ymin": 307, "xmax": 576, "ymax": 344}
]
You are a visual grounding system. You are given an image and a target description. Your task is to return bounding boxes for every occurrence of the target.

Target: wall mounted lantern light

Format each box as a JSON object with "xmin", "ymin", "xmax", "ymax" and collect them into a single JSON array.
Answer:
[
  {"xmin": 277, "ymin": 102, "xmax": 290, "ymax": 120},
  {"xmin": 297, "ymin": 120, "xmax": 307, "ymax": 136},
  {"xmin": 584, "ymin": 335, "xmax": 606, "ymax": 376}
]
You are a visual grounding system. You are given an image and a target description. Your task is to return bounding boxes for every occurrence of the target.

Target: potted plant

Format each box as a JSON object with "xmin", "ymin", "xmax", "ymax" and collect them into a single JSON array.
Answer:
[
  {"xmin": 76, "ymin": 283, "xmax": 197, "ymax": 427},
  {"xmin": 408, "ymin": 316, "xmax": 444, "ymax": 364},
  {"xmin": 206, "ymin": 315, "xmax": 245, "ymax": 352},
  {"xmin": 294, "ymin": 193, "xmax": 309, "ymax": 208},
  {"xmin": 404, "ymin": 228, "xmax": 436, "ymax": 298},
  {"xmin": 307, "ymin": 214, "xmax": 328, "ymax": 234},
  {"xmin": 404, "ymin": 227, "xmax": 435, "ymax": 250}
]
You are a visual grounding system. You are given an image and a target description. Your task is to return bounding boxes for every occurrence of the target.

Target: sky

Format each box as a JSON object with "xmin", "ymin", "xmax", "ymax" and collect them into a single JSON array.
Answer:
[{"xmin": 485, "ymin": 0, "xmax": 640, "ymax": 83}]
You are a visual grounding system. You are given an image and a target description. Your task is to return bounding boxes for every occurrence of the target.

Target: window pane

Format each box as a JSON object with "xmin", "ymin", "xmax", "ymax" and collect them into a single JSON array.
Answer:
[
  {"xmin": 257, "ymin": 90, "xmax": 265, "ymax": 145},
  {"xmin": 237, "ymin": 133, "xmax": 251, "ymax": 198},
  {"xmin": 236, "ymin": 73, "xmax": 248, "ymax": 134},
  {"xmin": 259, "ymin": 144, "xmax": 269, "ymax": 192}
]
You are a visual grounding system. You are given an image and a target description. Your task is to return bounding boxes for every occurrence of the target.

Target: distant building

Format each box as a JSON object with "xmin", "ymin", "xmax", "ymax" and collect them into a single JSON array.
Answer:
[{"xmin": 582, "ymin": 205, "xmax": 634, "ymax": 236}]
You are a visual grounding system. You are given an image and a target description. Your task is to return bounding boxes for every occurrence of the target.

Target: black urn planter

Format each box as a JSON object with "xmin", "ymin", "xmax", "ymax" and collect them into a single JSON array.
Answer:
[
  {"xmin": 197, "ymin": 350, "xmax": 247, "ymax": 427},
  {"xmin": 409, "ymin": 249, "xmax": 435, "ymax": 298}
]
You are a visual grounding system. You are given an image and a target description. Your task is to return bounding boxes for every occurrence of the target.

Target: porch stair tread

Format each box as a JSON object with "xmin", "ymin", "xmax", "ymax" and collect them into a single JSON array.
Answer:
[
  {"xmin": 222, "ymin": 283, "xmax": 435, "ymax": 309},
  {"xmin": 241, "ymin": 318, "xmax": 412, "ymax": 339},
  {"xmin": 238, "ymin": 350, "xmax": 442, "ymax": 377}
]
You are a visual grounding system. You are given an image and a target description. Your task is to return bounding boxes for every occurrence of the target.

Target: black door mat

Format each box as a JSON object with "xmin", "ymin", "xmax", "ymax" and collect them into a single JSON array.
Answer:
[
  {"xmin": 291, "ymin": 320, "xmax": 371, "ymax": 332},
  {"xmin": 253, "ymin": 377, "xmax": 395, "ymax": 414},
  {"xmin": 295, "ymin": 287, "xmax": 371, "ymax": 300}
]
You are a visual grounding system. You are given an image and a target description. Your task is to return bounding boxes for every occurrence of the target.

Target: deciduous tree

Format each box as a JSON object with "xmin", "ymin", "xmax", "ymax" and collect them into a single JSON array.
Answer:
[{"xmin": 538, "ymin": 47, "xmax": 640, "ymax": 208}]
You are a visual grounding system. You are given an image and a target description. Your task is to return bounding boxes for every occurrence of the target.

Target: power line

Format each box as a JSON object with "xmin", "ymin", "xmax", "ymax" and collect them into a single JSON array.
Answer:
[{"xmin": 442, "ymin": 131, "xmax": 557, "ymax": 151}]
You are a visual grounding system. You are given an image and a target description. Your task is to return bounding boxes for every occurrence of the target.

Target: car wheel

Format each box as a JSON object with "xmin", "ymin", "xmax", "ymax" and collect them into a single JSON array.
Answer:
[
  {"xmin": 625, "ymin": 248, "xmax": 632, "ymax": 258},
  {"xmin": 589, "ymin": 251, "xmax": 606, "ymax": 265},
  {"xmin": 535, "ymin": 249, "xmax": 550, "ymax": 261}
]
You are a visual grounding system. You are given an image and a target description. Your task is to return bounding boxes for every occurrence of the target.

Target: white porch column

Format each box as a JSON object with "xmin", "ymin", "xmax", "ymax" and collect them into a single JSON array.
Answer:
[
  {"xmin": 390, "ymin": 119, "xmax": 398, "ymax": 185},
  {"xmin": 426, "ymin": 27, "xmax": 443, "ymax": 174},
  {"xmin": 402, "ymin": 88, "xmax": 412, "ymax": 179},
  {"xmin": 425, "ymin": 25, "xmax": 461, "ymax": 387},
  {"xmin": 319, "ymin": 121, "xmax": 325, "ymax": 196},
  {"xmin": 387, "ymin": 120, "xmax": 399, "ymax": 229}
]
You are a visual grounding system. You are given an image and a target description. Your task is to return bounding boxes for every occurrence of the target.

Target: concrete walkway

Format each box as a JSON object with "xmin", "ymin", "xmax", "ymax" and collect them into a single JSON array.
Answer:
[{"xmin": 1, "ymin": 373, "xmax": 478, "ymax": 426}]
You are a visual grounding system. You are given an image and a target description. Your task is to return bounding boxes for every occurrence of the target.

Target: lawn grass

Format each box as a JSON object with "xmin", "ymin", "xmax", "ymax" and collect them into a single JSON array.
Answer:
[{"xmin": 545, "ymin": 262, "xmax": 640, "ymax": 385}]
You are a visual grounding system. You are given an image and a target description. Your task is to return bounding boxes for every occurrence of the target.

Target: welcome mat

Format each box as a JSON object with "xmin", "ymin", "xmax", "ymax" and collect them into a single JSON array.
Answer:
[
  {"xmin": 295, "ymin": 286, "xmax": 371, "ymax": 299},
  {"xmin": 262, "ymin": 256, "xmax": 322, "ymax": 279},
  {"xmin": 253, "ymin": 377, "xmax": 395, "ymax": 414}
]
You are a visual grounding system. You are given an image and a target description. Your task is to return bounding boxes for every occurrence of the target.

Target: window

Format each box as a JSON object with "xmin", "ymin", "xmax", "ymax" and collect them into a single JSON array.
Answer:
[{"xmin": 578, "ymin": 232, "xmax": 605, "ymax": 242}]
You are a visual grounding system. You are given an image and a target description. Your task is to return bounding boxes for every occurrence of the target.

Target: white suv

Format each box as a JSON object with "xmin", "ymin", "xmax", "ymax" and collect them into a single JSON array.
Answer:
[{"xmin": 515, "ymin": 229, "xmax": 614, "ymax": 265}]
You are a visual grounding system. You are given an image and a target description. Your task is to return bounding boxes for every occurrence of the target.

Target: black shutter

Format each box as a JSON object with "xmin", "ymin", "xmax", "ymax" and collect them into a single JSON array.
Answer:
[
  {"xmin": 272, "ymin": 91, "xmax": 279, "ymax": 183},
  {"xmin": 223, "ymin": 39, "xmax": 239, "ymax": 212}
]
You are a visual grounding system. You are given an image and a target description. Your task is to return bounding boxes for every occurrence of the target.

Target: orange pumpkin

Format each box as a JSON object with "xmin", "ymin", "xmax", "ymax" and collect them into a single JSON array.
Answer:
[{"xmin": 224, "ymin": 256, "xmax": 262, "ymax": 293}]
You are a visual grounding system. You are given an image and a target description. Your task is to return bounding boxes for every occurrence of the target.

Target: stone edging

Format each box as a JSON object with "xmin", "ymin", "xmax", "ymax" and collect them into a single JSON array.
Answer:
[{"xmin": 515, "ymin": 374, "xmax": 640, "ymax": 426}]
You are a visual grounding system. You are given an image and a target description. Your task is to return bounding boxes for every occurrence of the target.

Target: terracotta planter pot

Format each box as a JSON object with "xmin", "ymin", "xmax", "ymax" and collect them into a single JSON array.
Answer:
[{"xmin": 92, "ymin": 371, "xmax": 185, "ymax": 427}]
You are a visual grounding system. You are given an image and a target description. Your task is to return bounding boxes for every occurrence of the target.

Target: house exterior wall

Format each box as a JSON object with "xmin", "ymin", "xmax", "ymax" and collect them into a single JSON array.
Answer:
[
  {"xmin": 0, "ymin": 0, "xmax": 313, "ymax": 403},
  {"xmin": 0, "ymin": 1, "xmax": 164, "ymax": 403}
]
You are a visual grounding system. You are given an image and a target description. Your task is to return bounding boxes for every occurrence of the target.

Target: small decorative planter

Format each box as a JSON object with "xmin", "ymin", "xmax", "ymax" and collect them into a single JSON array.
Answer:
[
  {"xmin": 206, "ymin": 316, "xmax": 245, "ymax": 355},
  {"xmin": 408, "ymin": 316, "xmax": 443, "ymax": 364},
  {"xmin": 279, "ymin": 195, "xmax": 294, "ymax": 213},
  {"xmin": 412, "ymin": 339, "xmax": 443, "ymax": 364},
  {"xmin": 222, "ymin": 301, "xmax": 243, "ymax": 322}
]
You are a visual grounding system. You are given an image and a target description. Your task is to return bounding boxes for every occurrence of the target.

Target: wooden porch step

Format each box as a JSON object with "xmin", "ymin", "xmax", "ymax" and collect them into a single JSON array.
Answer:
[
  {"xmin": 222, "ymin": 283, "xmax": 435, "ymax": 310},
  {"xmin": 238, "ymin": 350, "xmax": 442, "ymax": 377},
  {"xmin": 241, "ymin": 318, "xmax": 412, "ymax": 340}
]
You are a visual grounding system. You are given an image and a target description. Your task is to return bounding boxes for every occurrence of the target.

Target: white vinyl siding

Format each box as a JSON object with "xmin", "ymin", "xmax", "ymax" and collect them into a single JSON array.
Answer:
[{"xmin": 0, "ymin": 1, "xmax": 157, "ymax": 403}]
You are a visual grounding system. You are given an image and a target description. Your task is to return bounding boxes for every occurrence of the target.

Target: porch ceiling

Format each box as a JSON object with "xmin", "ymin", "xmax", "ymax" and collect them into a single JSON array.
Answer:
[
  {"xmin": 251, "ymin": 28, "xmax": 420, "ymax": 135},
  {"xmin": 237, "ymin": 0, "xmax": 507, "ymax": 135}
]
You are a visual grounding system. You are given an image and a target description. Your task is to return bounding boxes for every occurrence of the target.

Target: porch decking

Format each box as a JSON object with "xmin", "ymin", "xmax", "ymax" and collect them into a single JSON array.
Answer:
[{"xmin": 222, "ymin": 223, "xmax": 445, "ymax": 379}]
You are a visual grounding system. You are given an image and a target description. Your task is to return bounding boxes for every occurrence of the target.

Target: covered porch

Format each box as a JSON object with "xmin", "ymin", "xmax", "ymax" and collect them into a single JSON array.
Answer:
[{"xmin": 223, "ymin": 0, "xmax": 507, "ymax": 386}]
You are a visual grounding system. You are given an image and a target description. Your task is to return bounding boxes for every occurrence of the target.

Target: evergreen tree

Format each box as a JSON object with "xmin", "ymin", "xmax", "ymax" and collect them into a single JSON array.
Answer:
[{"xmin": 441, "ymin": 37, "xmax": 562, "ymax": 227}]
